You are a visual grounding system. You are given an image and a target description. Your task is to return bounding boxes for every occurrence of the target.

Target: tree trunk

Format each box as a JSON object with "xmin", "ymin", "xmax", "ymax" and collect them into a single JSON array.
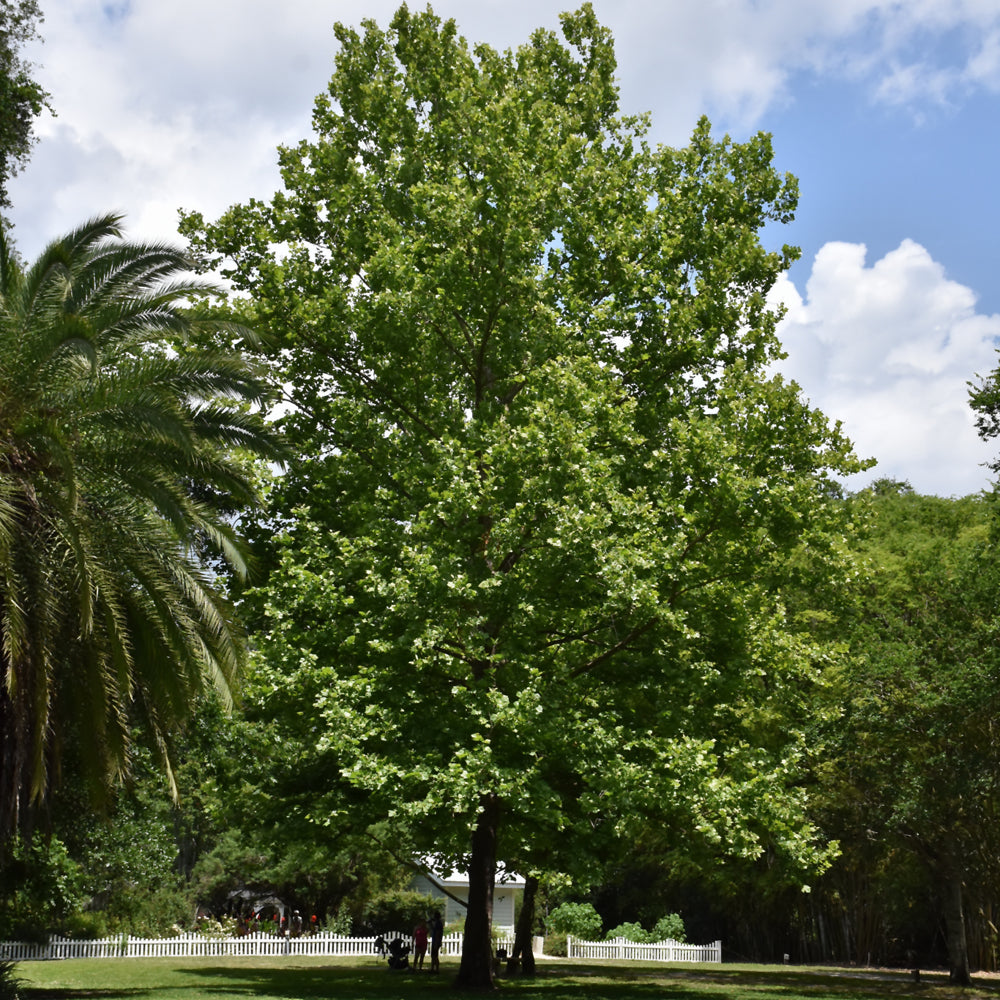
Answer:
[
  {"xmin": 940, "ymin": 856, "xmax": 971, "ymax": 986},
  {"xmin": 507, "ymin": 874, "xmax": 538, "ymax": 976},
  {"xmin": 456, "ymin": 793, "xmax": 500, "ymax": 989},
  {"xmin": 0, "ymin": 678, "xmax": 34, "ymax": 846}
]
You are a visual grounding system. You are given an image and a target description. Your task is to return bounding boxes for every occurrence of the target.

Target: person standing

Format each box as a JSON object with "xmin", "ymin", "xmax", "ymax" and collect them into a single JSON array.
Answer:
[
  {"xmin": 429, "ymin": 911, "xmax": 444, "ymax": 973},
  {"xmin": 413, "ymin": 917, "xmax": 429, "ymax": 970}
]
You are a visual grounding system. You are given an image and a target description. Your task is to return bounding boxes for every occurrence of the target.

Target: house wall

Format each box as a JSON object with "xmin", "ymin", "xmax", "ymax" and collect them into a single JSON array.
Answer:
[{"xmin": 411, "ymin": 875, "xmax": 518, "ymax": 931}]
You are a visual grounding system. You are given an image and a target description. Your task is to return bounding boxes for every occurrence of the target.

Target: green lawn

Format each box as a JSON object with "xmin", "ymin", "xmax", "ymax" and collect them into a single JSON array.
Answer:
[{"xmin": 13, "ymin": 956, "xmax": 1000, "ymax": 1000}]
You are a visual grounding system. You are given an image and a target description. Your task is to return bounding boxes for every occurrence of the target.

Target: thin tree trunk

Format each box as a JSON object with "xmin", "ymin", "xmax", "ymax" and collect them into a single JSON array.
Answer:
[
  {"xmin": 507, "ymin": 874, "xmax": 538, "ymax": 976},
  {"xmin": 941, "ymin": 856, "xmax": 971, "ymax": 985},
  {"xmin": 456, "ymin": 793, "xmax": 500, "ymax": 989},
  {"xmin": 0, "ymin": 679, "xmax": 32, "ymax": 846}
]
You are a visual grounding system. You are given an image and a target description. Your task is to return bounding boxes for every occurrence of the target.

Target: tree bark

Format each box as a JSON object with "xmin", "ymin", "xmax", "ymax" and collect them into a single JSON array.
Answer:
[
  {"xmin": 456, "ymin": 793, "xmax": 500, "ymax": 989},
  {"xmin": 0, "ymin": 676, "xmax": 35, "ymax": 846},
  {"xmin": 507, "ymin": 874, "xmax": 538, "ymax": 976},
  {"xmin": 940, "ymin": 855, "xmax": 971, "ymax": 986}
]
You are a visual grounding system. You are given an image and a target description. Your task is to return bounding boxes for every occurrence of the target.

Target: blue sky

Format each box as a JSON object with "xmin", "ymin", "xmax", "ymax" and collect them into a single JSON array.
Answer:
[
  {"xmin": 9, "ymin": 0, "xmax": 1000, "ymax": 496},
  {"xmin": 768, "ymin": 71, "xmax": 999, "ymax": 313}
]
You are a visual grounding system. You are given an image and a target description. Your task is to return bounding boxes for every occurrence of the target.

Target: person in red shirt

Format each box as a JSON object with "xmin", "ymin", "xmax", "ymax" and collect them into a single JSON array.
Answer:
[{"xmin": 413, "ymin": 918, "xmax": 429, "ymax": 970}]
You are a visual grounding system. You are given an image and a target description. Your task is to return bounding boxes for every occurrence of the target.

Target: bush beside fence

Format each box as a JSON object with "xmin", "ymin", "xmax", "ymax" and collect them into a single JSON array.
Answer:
[
  {"xmin": 0, "ymin": 930, "xmax": 493, "ymax": 963},
  {"xmin": 567, "ymin": 935, "xmax": 722, "ymax": 963}
]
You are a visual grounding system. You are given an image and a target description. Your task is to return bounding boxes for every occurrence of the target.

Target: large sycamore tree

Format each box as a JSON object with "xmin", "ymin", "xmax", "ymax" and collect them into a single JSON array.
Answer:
[{"xmin": 184, "ymin": 4, "xmax": 863, "ymax": 987}]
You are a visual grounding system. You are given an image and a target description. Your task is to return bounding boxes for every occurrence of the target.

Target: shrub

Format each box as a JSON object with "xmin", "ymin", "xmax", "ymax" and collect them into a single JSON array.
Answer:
[
  {"xmin": 196, "ymin": 915, "xmax": 241, "ymax": 938},
  {"xmin": 652, "ymin": 913, "xmax": 685, "ymax": 942},
  {"xmin": 0, "ymin": 836, "xmax": 84, "ymax": 942},
  {"xmin": 102, "ymin": 884, "xmax": 191, "ymax": 937},
  {"xmin": 359, "ymin": 890, "xmax": 436, "ymax": 935},
  {"xmin": 546, "ymin": 901, "xmax": 602, "ymax": 940},
  {"xmin": 605, "ymin": 921, "xmax": 651, "ymax": 943},
  {"xmin": 605, "ymin": 913, "xmax": 686, "ymax": 943},
  {"xmin": 0, "ymin": 961, "xmax": 25, "ymax": 1000},
  {"xmin": 59, "ymin": 912, "xmax": 110, "ymax": 940},
  {"xmin": 327, "ymin": 907, "xmax": 353, "ymax": 935},
  {"xmin": 543, "ymin": 931, "xmax": 568, "ymax": 957}
]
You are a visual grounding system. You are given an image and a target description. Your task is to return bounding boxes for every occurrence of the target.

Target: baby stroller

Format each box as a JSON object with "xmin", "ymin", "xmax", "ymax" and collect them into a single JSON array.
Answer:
[{"xmin": 387, "ymin": 936, "xmax": 410, "ymax": 971}]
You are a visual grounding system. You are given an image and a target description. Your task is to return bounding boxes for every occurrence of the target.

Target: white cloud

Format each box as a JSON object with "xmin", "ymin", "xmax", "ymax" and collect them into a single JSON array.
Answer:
[
  {"xmin": 965, "ymin": 28, "xmax": 1000, "ymax": 90},
  {"xmin": 604, "ymin": 0, "xmax": 1000, "ymax": 136},
  {"xmin": 772, "ymin": 240, "xmax": 1000, "ymax": 496},
  {"xmin": 17, "ymin": 0, "xmax": 1000, "ymax": 201},
  {"xmin": 847, "ymin": 3, "xmax": 1000, "ymax": 106},
  {"xmin": 10, "ymin": 0, "xmax": 998, "ymax": 256}
]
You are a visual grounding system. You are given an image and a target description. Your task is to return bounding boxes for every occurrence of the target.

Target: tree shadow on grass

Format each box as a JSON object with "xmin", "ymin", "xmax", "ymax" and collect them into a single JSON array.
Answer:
[
  {"xmin": 185, "ymin": 965, "xmax": 689, "ymax": 1000},
  {"xmin": 34, "ymin": 962, "xmax": 1000, "ymax": 1000},
  {"xmin": 181, "ymin": 962, "xmax": 924, "ymax": 1000},
  {"xmin": 185, "ymin": 963, "xmax": 456, "ymax": 999},
  {"xmin": 512, "ymin": 964, "xmax": 1000, "ymax": 1000},
  {"xmin": 26, "ymin": 992, "xmax": 146, "ymax": 999}
]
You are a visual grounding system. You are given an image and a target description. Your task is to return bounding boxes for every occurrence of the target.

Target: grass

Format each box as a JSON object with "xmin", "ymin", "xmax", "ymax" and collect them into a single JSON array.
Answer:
[{"xmin": 14, "ymin": 955, "xmax": 1000, "ymax": 1000}]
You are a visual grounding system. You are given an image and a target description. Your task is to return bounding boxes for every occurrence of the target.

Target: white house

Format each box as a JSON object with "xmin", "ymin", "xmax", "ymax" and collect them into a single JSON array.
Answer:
[{"xmin": 411, "ymin": 865, "xmax": 526, "ymax": 933}]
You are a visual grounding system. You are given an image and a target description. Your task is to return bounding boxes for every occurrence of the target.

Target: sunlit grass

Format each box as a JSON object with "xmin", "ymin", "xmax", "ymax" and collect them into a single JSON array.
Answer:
[{"xmin": 16, "ymin": 955, "xmax": 1000, "ymax": 1000}]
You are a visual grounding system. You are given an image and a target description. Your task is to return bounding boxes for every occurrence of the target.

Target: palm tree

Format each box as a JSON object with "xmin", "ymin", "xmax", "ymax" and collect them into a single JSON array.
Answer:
[{"xmin": 0, "ymin": 213, "xmax": 283, "ymax": 840}]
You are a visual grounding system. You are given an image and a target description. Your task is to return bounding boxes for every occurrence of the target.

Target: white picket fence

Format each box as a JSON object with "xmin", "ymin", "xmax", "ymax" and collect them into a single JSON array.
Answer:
[
  {"xmin": 567, "ymin": 935, "xmax": 721, "ymax": 963},
  {"xmin": 0, "ymin": 929, "xmax": 499, "ymax": 963},
  {"xmin": 1, "ymin": 930, "xmax": 718, "ymax": 965}
]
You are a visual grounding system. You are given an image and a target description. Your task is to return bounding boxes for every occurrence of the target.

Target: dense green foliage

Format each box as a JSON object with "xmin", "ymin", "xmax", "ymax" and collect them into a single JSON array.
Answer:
[
  {"xmin": 605, "ymin": 915, "xmax": 686, "ymax": 943},
  {"xmin": 814, "ymin": 488, "xmax": 1000, "ymax": 984},
  {"xmin": 0, "ymin": 836, "xmax": 83, "ymax": 942},
  {"xmin": 547, "ymin": 902, "xmax": 602, "ymax": 941},
  {"xmin": 623, "ymin": 487, "xmax": 1000, "ymax": 977}
]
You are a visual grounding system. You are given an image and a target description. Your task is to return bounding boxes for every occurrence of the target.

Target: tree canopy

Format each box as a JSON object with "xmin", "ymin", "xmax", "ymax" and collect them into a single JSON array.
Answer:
[{"xmin": 184, "ymin": 3, "xmax": 864, "ymax": 987}]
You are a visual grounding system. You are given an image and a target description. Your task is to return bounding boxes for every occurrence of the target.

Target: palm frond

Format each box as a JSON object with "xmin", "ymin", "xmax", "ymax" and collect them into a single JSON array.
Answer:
[{"xmin": 0, "ymin": 213, "xmax": 280, "ymax": 836}]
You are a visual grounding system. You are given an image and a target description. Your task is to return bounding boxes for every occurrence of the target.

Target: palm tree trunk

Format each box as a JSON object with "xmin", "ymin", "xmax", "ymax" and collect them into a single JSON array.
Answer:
[{"xmin": 0, "ymin": 676, "xmax": 32, "ymax": 845}]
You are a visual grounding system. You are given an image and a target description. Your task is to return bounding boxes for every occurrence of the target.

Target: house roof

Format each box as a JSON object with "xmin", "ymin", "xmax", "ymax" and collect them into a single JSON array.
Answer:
[{"xmin": 418, "ymin": 858, "xmax": 526, "ymax": 889}]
